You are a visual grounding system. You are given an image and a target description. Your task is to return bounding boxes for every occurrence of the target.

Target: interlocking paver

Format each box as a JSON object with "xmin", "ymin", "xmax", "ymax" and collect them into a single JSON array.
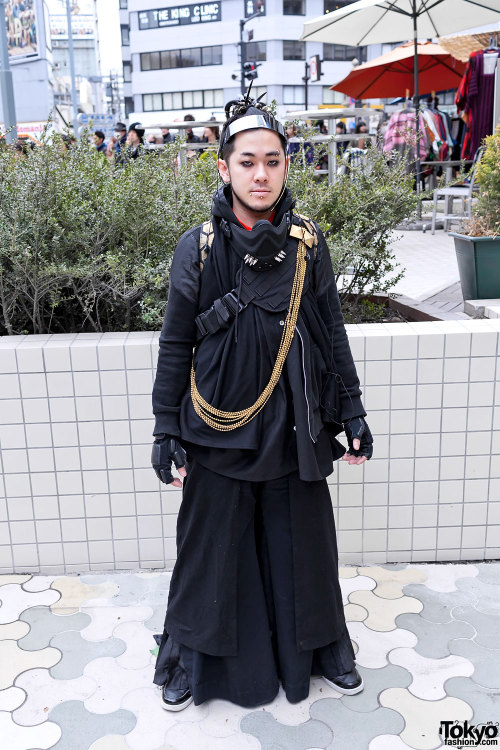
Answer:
[
  {"xmin": 402, "ymin": 584, "xmax": 472, "ymax": 623},
  {"xmin": 339, "ymin": 664, "xmax": 412, "ymax": 712},
  {"xmin": 1, "ymin": 563, "xmax": 498, "ymax": 750},
  {"xmin": 379, "ymin": 688, "xmax": 473, "ymax": 750},
  {"xmin": 348, "ymin": 590, "xmax": 423, "ymax": 631},
  {"xmin": 18, "ymin": 606, "xmax": 91, "ymax": 651},
  {"xmin": 388, "ymin": 647, "xmax": 474, "ymax": 700},
  {"xmin": 395, "ymin": 613, "xmax": 475, "ymax": 659},
  {"xmin": 452, "ymin": 606, "xmax": 500, "ymax": 648},
  {"xmin": 48, "ymin": 700, "xmax": 136, "ymax": 750},
  {"xmin": 0, "ymin": 584, "xmax": 60, "ymax": 624},
  {"xmin": 445, "ymin": 675, "xmax": 500, "ymax": 727},
  {"xmin": 50, "ymin": 630, "xmax": 126, "ymax": 679},
  {"xmin": 241, "ymin": 710, "xmax": 333, "ymax": 750},
  {"xmin": 449, "ymin": 638, "xmax": 500, "ymax": 689},
  {"xmin": 310, "ymin": 697, "xmax": 405, "ymax": 749},
  {"xmin": 14, "ymin": 667, "xmax": 98, "ymax": 726}
]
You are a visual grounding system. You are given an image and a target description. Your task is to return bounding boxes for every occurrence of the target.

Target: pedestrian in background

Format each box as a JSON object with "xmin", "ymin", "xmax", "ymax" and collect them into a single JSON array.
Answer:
[
  {"xmin": 92, "ymin": 130, "xmax": 107, "ymax": 154},
  {"xmin": 126, "ymin": 122, "xmax": 145, "ymax": 160}
]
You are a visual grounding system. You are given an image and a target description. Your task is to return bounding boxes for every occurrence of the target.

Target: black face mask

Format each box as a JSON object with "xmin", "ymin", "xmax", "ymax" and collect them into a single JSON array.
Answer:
[{"xmin": 223, "ymin": 211, "xmax": 291, "ymax": 271}]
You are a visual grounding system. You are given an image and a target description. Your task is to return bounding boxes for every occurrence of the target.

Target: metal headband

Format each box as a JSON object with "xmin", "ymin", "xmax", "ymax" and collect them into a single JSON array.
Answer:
[{"xmin": 225, "ymin": 114, "xmax": 286, "ymax": 141}]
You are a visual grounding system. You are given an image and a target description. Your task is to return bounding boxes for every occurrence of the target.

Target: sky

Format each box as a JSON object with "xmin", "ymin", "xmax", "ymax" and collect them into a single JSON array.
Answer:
[{"xmin": 95, "ymin": 0, "xmax": 123, "ymax": 75}]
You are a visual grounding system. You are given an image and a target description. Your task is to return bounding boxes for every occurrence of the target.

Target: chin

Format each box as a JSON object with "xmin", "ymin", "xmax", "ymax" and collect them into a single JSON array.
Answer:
[{"xmin": 249, "ymin": 197, "xmax": 276, "ymax": 212}]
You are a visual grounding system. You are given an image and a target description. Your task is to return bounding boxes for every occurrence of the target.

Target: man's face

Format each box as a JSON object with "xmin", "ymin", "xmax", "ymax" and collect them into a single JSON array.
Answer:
[
  {"xmin": 217, "ymin": 129, "xmax": 288, "ymax": 217},
  {"xmin": 127, "ymin": 130, "xmax": 139, "ymax": 146},
  {"xmin": 92, "ymin": 134, "xmax": 103, "ymax": 147}
]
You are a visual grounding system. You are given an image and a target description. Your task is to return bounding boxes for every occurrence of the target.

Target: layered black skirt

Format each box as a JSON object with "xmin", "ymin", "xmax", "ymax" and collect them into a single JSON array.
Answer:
[{"xmin": 153, "ymin": 460, "xmax": 355, "ymax": 707}]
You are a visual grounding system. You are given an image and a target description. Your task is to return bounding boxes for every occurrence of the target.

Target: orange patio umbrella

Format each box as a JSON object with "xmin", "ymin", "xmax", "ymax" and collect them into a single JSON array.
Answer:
[{"xmin": 330, "ymin": 41, "xmax": 466, "ymax": 100}]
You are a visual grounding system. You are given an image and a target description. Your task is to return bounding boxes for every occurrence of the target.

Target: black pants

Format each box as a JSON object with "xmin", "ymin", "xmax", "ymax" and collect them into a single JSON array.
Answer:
[{"xmin": 153, "ymin": 464, "xmax": 355, "ymax": 707}]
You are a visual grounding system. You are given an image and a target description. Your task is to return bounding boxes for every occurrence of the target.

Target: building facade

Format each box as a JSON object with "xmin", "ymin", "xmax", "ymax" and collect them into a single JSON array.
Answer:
[
  {"xmin": 119, "ymin": 0, "xmax": 379, "ymax": 123},
  {"xmin": 1, "ymin": 0, "xmax": 57, "ymax": 133}
]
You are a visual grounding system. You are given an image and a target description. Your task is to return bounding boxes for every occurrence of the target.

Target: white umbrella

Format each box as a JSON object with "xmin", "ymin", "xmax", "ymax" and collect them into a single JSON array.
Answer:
[
  {"xmin": 301, "ymin": 0, "xmax": 500, "ymax": 191},
  {"xmin": 300, "ymin": 0, "xmax": 500, "ymax": 48}
]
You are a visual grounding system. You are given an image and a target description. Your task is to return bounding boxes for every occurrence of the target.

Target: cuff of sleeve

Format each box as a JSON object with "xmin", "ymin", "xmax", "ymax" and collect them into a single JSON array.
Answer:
[
  {"xmin": 153, "ymin": 410, "xmax": 181, "ymax": 439},
  {"xmin": 339, "ymin": 398, "xmax": 366, "ymax": 423}
]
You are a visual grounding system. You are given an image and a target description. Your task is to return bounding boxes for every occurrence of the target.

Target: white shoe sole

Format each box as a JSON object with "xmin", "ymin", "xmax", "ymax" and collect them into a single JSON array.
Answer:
[
  {"xmin": 160, "ymin": 692, "xmax": 194, "ymax": 711},
  {"xmin": 322, "ymin": 675, "xmax": 364, "ymax": 695}
]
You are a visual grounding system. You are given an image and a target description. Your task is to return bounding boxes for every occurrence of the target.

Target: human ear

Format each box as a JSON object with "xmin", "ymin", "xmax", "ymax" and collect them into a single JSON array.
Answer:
[{"xmin": 217, "ymin": 158, "xmax": 230, "ymax": 185}]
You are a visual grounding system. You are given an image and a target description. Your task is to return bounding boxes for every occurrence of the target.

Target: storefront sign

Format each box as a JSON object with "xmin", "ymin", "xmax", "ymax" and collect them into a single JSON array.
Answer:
[{"xmin": 138, "ymin": 3, "xmax": 221, "ymax": 29}]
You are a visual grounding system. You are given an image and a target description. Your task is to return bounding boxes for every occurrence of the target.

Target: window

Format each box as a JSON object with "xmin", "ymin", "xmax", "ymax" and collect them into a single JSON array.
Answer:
[
  {"xmin": 181, "ymin": 47, "xmax": 201, "ymax": 67},
  {"xmin": 125, "ymin": 97, "xmax": 134, "ymax": 117},
  {"xmin": 123, "ymin": 62, "xmax": 132, "ymax": 82},
  {"xmin": 202, "ymin": 45, "xmax": 222, "ymax": 65},
  {"xmin": 140, "ymin": 46, "xmax": 222, "ymax": 71},
  {"xmin": 322, "ymin": 86, "xmax": 345, "ymax": 104},
  {"xmin": 283, "ymin": 40, "xmax": 304, "ymax": 60},
  {"xmin": 323, "ymin": 43, "xmax": 366, "ymax": 62},
  {"xmin": 120, "ymin": 25, "xmax": 130, "ymax": 46},
  {"xmin": 324, "ymin": 0, "xmax": 358, "ymax": 11},
  {"xmin": 283, "ymin": 85, "xmax": 305, "ymax": 104},
  {"xmin": 283, "ymin": 0, "xmax": 305, "ymax": 13},
  {"xmin": 143, "ymin": 93, "xmax": 163, "ymax": 111},
  {"xmin": 161, "ymin": 50, "xmax": 180, "ymax": 68},
  {"xmin": 246, "ymin": 41, "xmax": 266, "ymax": 61},
  {"xmin": 119, "ymin": 0, "xmax": 128, "ymax": 8},
  {"xmin": 143, "ymin": 89, "xmax": 224, "ymax": 111}
]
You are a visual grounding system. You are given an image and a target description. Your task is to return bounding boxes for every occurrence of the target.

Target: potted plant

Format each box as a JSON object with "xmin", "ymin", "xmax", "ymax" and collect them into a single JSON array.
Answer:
[{"xmin": 450, "ymin": 128, "xmax": 500, "ymax": 300}]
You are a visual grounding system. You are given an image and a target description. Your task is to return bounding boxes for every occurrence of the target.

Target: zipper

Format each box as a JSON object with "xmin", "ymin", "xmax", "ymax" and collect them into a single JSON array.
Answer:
[{"xmin": 296, "ymin": 326, "xmax": 316, "ymax": 444}]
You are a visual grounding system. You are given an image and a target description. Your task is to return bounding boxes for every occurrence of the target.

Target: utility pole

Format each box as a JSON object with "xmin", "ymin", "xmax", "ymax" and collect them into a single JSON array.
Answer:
[
  {"xmin": 239, "ymin": 7, "xmax": 263, "ymax": 96},
  {"xmin": 302, "ymin": 61, "xmax": 310, "ymax": 111},
  {"xmin": 65, "ymin": 0, "xmax": 79, "ymax": 136},
  {"xmin": 0, "ymin": 0, "xmax": 17, "ymax": 142}
]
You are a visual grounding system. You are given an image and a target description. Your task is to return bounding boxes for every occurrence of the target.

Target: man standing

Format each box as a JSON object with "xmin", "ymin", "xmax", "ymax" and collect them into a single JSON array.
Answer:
[{"xmin": 151, "ymin": 93, "xmax": 373, "ymax": 711}]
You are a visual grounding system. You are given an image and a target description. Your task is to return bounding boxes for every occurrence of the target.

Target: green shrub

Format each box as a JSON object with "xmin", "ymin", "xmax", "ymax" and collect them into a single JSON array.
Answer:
[{"xmin": 0, "ymin": 130, "xmax": 416, "ymax": 334}]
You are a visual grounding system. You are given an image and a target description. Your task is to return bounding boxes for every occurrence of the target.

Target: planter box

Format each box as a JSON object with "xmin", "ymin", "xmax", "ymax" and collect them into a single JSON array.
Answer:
[{"xmin": 450, "ymin": 232, "xmax": 500, "ymax": 300}]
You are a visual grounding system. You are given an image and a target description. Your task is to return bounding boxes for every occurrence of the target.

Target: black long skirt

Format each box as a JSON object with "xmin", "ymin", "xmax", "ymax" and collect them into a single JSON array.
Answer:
[{"xmin": 153, "ymin": 461, "xmax": 356, "ymax": 707}]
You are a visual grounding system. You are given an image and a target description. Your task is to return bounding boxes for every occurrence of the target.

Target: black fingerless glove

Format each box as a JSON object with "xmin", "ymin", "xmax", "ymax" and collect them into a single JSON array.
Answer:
[
  {"xmin": 151, "ymin": 434, "xmax": 187, "ymax": 485},
  {"xmin": 343, "ymin": 417, "xmax": 373, "ymax": 459}
]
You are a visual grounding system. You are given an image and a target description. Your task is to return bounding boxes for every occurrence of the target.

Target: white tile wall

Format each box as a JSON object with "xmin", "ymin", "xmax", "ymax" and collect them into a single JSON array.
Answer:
[{"xmin": 0, "ymin": 321, "xmax": 499, "ymax": 573}]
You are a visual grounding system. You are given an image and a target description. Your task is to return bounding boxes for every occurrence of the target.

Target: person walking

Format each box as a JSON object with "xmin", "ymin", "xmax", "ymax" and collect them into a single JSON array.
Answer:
[{"xmin": 151, "ymin": 91, "xmax": 373, "ymax": 712}]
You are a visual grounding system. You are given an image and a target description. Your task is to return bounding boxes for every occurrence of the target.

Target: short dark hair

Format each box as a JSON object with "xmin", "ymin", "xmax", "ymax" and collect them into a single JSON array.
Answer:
[
  {"xmin": 184, "ymin": 114, "xmax": 195, "ymax": 121},
  {"xmin": 94, "ymin": 130, "xmax": 105, "ymax": 141}
]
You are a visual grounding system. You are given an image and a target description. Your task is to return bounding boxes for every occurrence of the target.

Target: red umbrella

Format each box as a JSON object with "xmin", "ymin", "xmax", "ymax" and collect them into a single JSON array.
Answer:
[{"xmin": 330, "ymin": 41, "xmax": 466, "ymax": 100}]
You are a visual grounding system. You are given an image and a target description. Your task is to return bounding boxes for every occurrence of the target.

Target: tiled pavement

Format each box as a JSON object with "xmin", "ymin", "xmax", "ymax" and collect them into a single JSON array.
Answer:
[{"xmin": 1, "ymin": 563, "xmax": 499, "ymax": 750}]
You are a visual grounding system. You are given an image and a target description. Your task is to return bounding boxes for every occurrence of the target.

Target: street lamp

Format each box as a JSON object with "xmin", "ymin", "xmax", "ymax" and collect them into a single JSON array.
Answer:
[{"xmin": 0, "ymin": 0, "xmax": 18, "ymax": 142}]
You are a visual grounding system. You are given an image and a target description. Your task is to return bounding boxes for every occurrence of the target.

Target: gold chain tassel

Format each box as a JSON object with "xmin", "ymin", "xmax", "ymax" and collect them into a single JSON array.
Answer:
[{"xmin": 190, "ymin": 236, "xmax": 307, "ymax": 431}]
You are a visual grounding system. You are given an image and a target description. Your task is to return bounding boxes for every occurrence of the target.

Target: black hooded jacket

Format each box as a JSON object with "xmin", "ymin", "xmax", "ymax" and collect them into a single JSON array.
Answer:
[{"xmin": 152, "ymin": 186, "xmax": 365, "ymax": 482}]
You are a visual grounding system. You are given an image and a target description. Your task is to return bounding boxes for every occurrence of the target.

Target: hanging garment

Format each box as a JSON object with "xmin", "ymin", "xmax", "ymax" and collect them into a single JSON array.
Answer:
[
  {"xmin": 456, "ymin": 48, "xmax": 500, "ymax": 159},
  {"xmin": 383, "ymin": 108, "xmax": 429, "ymax": 173}
]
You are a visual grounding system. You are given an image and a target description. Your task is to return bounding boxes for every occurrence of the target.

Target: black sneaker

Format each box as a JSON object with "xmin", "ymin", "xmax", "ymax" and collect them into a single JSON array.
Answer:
[
  {"xmin": 322, "ymin": 667, "xmax": 364, "ymax": 695},
  {"xmin": 160, "ymin": 684, "xmax": 194, "ymax": 711}
]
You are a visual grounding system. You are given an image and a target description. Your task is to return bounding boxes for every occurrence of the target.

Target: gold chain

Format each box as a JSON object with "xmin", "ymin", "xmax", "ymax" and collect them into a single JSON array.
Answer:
[{"xmin": 190, "ymin": 234, "xmax": 307, "ymax": 431}]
